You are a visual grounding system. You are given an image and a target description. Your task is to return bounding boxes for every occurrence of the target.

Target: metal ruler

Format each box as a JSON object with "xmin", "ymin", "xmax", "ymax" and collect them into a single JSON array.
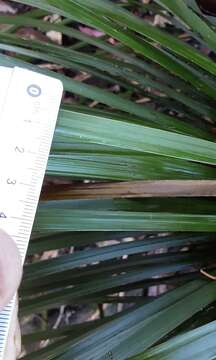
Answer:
[{"xmin": 0, "ymin": 66, "xmax": 63, "ymax": 358}]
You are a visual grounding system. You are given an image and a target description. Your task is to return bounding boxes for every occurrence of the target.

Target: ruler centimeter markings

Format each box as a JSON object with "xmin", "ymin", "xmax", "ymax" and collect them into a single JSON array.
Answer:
[{"xmin": 0, "ymin": 66, "xmax": 63, "ymax": 358}]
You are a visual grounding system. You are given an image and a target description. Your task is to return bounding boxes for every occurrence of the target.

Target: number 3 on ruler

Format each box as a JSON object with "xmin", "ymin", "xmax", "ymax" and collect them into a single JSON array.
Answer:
[{"xmin": 7, "ymin": 178, "xmax": 16, "ymax": 185}]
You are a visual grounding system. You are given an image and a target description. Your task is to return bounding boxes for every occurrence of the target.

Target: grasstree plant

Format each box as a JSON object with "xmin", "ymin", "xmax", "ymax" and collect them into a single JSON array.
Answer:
[{"xmin": 2, "ymin": 0, "xmax": 216, "ymax": 358}]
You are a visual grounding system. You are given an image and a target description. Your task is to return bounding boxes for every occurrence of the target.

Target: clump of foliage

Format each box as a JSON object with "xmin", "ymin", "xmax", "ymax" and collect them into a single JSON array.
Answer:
[{"xmin": 2, "ymin": 0, "xmax": 216, "ymax": 358}]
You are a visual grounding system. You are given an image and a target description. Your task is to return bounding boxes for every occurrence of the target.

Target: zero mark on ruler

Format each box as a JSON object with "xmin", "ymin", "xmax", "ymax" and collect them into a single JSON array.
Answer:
[{"xmin": 27, "ymin": 84, "xmax": 42, "ymax": 98}]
